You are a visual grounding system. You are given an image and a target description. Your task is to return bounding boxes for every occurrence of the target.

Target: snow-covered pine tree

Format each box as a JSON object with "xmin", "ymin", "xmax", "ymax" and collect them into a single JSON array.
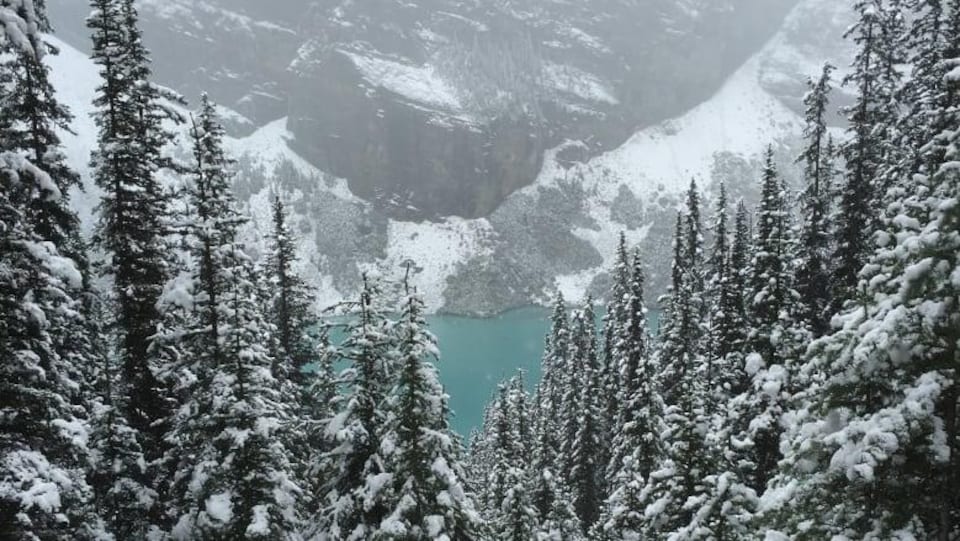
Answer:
[
  {"xmin": 659, "ymin": 190, "xmax": 763, "ymax": 540},
  {"xmin": 479, "ymin": 381, "xmax": 537, "ymax": 541},
  {"xmin": 704, "ymin": 180, "xmax": 738, "ymax": 402},
  {"xmin": 529, "ymin": 297, "xmax": 582, "ymax": 538},
  {"xmin": 738, "ymin": 147, "xmax": 805, "ymax": 494},
  {"xmin": 253, "ymin": 227, "xmax": 316, "ymax": 524},
  {"xmin": 660, "ymin": 181, "xmax": 707, "ymax": 406},
  {"xmin": 833, "ymin": 0, "xmax": 903, "ymax": 311},
  {"xmin": 468, "ymin": 387, "xmax": 502, "ymax": 527},
  {"xmin": 606, "ymin": 250, "xmax": 657, "ymax": 483},
  {"xmin": 88, "ymin": 344, "xmax": 158, "ymax": 539},
  {"xmin": 796, "ymin": 63, "xmax": 837, "ymax": 337},
  {"xmin": 0, "ymin": 1, "xmax": 84, "ymax": 266},
  {"xmin": 871, "ymin": 0, "xmax": 909, "ymax": 206},
  {"xmin": 87, "ymin": 0, "xmax": 182, "ymax": 508},
  {"xmin": 0, "ymin": 135, "xmax": 101, "ymax": 541},
  {"xmin": 597, "ymin": 232, "xmax": 631, "ymax": 498},
  {"xmin": 558, "ymin": 307, "xmax": 585, "ymax": 483},
  {"xmin": 683, "ymin": 179, "xmax": 706, "ymax": 305},
  {"xmin": 655, "ymin": 213, "xmax": 685, "ymax": 364},
  {"xmin": 598, "ymin": 251, "xmax": 667, "ymax": 540},
  {"xmin": 507, "ymin": 373, "xmax": 532, "ymax": 464},
  {"xmin": 630, "ymin": 192, "xmax": 713, "ymax": 539},
  {"xmin": 534, "ymin": 480, "xmax": 583, "ymax": 541},
  {"xmin": 668, "ymin": 194, "xmax": 762, "ymax": 540},
  {"xmin": 375, "ymin": 284, "xmax": 484, "ymax": 539},
  {"xmin": 0, "ymin": 1, "xmax": 48, "ymax": 58},
  {"xmin": 705, "ymin": 180, "xmax": 730, "ymax": 324},
  {"xmin": 0, "ymin": 5, "xmax": 103, "ymax": 537},
  {"xmin": 321, "ymin": 274, "xmax": 395, "ymax": 539},
  {"xmin": 301, "ymin": 325, "xmax": 338, "ymax": 502},
  {"xmin": 532, "ymin": 294, "xmax": 569, "ymax": 477},
  {"xmin": 720, "ymin": 200, "xmax": 752, "ymax": 388},
  {"xmin": 530, "ymin": 398, "xmax": 583, "ymax": 540},
  {"xmin": 87, "ymin": 287, "xmax": 158, "ymax": 539},
  {"xmin": 565, "ymin": 299, "xmax": 603, "ymax": 531},
  {"xmin": 632, "ymin": 315, "xmax": 712, "ymax": 540},
  {"xmin": 267, "ymin": 196, "xmax": 315, "ymax": 383},
  {"xmin": 159, "ymin": 96, "xmax": 300, "ymax": 539},
  {"xmin": 171, "ymin": 246, "xmax": 302, "ymax": 539},
  {"xmin": 766, "ymin": 3, "xmax": 960, "ymax": 537},
  {"xmin": 896, "ymin": 0, "xmax": 946, "ymax": 177}
]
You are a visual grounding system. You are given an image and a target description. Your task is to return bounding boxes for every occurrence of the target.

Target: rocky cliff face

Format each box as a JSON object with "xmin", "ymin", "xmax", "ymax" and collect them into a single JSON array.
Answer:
[
  {"xmin": 48, "ymin": 0, "xmax": 852, "ymax": 315},
  {"xmin": 50, "ymin": 0, "xmax": 795, "ymax": 219}
]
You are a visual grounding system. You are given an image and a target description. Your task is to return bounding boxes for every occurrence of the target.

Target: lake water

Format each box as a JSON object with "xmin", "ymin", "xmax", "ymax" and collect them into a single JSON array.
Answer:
[
  {"xmin": 427, "ymin": 307, "xmax": 660, "ymax": 437},
  {"xmin": 324, "ymin": 306, "xmax": 659, "ymax": 437},
  {"xmin": 427, "ymin": 307, "xmax": 552, "ymax": 436}
]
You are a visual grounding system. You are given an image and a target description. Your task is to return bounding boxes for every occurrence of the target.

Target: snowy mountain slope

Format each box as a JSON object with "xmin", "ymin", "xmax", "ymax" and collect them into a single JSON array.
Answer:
[
  {"xmin": 48, "ymin": 0, "xmax": 851, "ymax": 315},
  {"xmin": 46, "ymin": 35, "xmax": 492, "ymax": 311},
  {"xmin": 534, "ymin": 53, "xmax": 805, "ymax": 303},
  {"xmin": 440, "ymin": 0, "xmax": 854, "ymax": 312},
  {"xmin": 50, "ymin": 0, "xmax": 796, "ymax": 220}
]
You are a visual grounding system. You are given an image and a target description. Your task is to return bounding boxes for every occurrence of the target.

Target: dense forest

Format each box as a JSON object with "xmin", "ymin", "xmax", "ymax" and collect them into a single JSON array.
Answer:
[{"xmin": 0, "ymin": 0, "xmax": 958, "ymax": 539}]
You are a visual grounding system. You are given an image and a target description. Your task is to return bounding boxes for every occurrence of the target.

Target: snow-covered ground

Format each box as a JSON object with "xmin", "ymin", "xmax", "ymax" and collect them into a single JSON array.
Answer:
[
  {"xmin": 581, "ymin": 54, "xmax": 803, "ymax": 202},
  {"xmin": 343, "ymin": 50, "xmax": 471, "ymax": 122},
  {"xmin": 542, "ymin": 62, "xmax": 619, "ymax": 105},
  {"xmin": 46, "ymin": 0, "xmax": 846, "ymax": 314},
  {"xmin": 46, "ymin": 35, "xmax": 101, "ymax": 235}
]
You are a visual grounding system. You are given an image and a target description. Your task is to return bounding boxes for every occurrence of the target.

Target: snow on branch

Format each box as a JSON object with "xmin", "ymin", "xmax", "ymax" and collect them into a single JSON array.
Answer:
[{"xmin": 0, "ymin": 0, "xmax": 42, "ymax": 58}]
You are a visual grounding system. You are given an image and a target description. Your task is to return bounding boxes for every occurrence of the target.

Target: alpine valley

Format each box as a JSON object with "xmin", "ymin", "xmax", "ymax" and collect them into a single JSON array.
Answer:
[{"xmin": 48, "ymin": 0, "xmax": 853, "ymax": 315}]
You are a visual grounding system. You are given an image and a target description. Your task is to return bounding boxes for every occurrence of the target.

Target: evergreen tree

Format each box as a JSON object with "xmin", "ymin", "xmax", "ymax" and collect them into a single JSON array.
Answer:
[
  {"xmin": 558, "ymin": 307, "xmax": 585, "ymax": 482},
  {"xmin": 168, "ymin": 247, "xmax": 301, "ymax": 539},
  {"xmin": 768, "ymin": 4, "xmax": 960, "ymax": 537},
  {"xmin": 267, "ymin": 196, "xmax": 315, "ymax": 383},
  {"xmin": 533, "ymin": 479, "xmax": 583, "ymax": 541},
  {"xmin": 478, "ymin": 382, "xmax": 536, "ymax": 541},
  {"xmin": 597, "ymin": 232, "xmax": 631, "ymax": 498},
  {"xmin": 321, "ymin": 274, "xmax": 395, "ymax": 539},
  {"xmin": 162, "ymin": 98, "xmax": 301, "ymax": 538},
  {"xmin": 87, "ymin": 0, "xmax": 182, "ymax": 509},
  {"xmin": 0, "ymin": 153, "xmax": 100, "ymax": 540},
  {"xmin": 709, "ymin": 198, "xmax": 752, "ymax": 400},
  {"xmin": 706, "ymin": 181, "xmax": 730, "ymax": 317},
  {"xmin": 739, "ymin": 147, "xmax": 804, "ymax": 493},
  {"xmin": 606, "ymin": 250, "xmax": 657, "ymax": 482},
  {"xmin": 660, "ymin": 181, "xmax": 707, "ymax": 406},
  {"xmin": 0, "ymin": 1, "xmax": 84, "ymax": 265},
  {"xmin": 302, "ymin": 326, "xmax": 338, "ymax": 501},
  {"xmin": 796, "ymin": 63, "xmax": 837, "ymax": 337},
  {"xmin": 532, "ymin": 294, "xmax": 569, "ymax": 482},
  {"xmin": 896, "ymin": 0, "xmax": 945, "ymax": 176},
  {"xmin": 683, "ymin": 179, "xmax": 705, "ymax": 302},
  {"xmin": 374, "ymin": 285, "xmax": 484, "ymax": 539},
  {"xmin": 633, "ymin": 336, "xmax": 712, "ymax": 539},
  {"xmin": 629, "ymin": 189, "xmax": 712, "ymax": 538},
  {"xmin": 599, "ymin": 253, "xmax": 667, "ymax": 539},
  {"xmin": 565, "ymin": 300, "xmax": 603, "ymax": 531},
  {"xmin": 0, "ymin": 5, "xmax": 101, "ymax": 537},
  {"xmin": 833, "ymin": 0, "xmax": 903, "ymax": 310},
  {"xmin": 87, "ymin": 341, "xmax": 157, "ymax": 539},
  {"xmin": 497, "ymin": 469, "xmax": 537, "ymax": 541},
  {"xmin": 713, "ymin": 200, "xmax": 753, "ymax": 398}
]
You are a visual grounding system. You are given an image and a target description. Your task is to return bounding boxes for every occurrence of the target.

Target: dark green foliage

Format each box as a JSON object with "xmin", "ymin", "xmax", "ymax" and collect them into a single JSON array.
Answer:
[
  {"xmin": 796, "ymin": 63, "xmax": 837, "ymax": 337},
  {"xmin": 87, "ymin": 1, "xmax": 181, "ymax": 500},
  {"xmin": 267, "ymin": 196, "xmax": 315, "ymax": 383}
]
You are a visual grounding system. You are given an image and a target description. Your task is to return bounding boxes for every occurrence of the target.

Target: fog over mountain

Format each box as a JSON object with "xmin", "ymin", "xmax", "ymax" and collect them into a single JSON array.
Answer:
[{"xmin": 49, "ymin": 0, "xmax": 853, "ymax": 314}]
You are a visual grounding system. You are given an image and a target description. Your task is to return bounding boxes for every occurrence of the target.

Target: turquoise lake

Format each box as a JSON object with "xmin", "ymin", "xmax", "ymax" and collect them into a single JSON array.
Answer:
[
  {"xmin": 325, "ymin": 306, "xmax": 659, "ymax": 437},
  {"xmin": 426, "ymin": 307, "xmax": 660, "ymax": 437},
  {"xmin": 426, "ymin": 307, "xmax": 552, "ymax": 437}
]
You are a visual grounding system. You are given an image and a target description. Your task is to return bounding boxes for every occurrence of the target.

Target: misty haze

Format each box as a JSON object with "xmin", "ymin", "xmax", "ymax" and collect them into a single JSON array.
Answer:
[{"xmin": 0, "ymin": 0, "xmax": 957, "ymax": 539}]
